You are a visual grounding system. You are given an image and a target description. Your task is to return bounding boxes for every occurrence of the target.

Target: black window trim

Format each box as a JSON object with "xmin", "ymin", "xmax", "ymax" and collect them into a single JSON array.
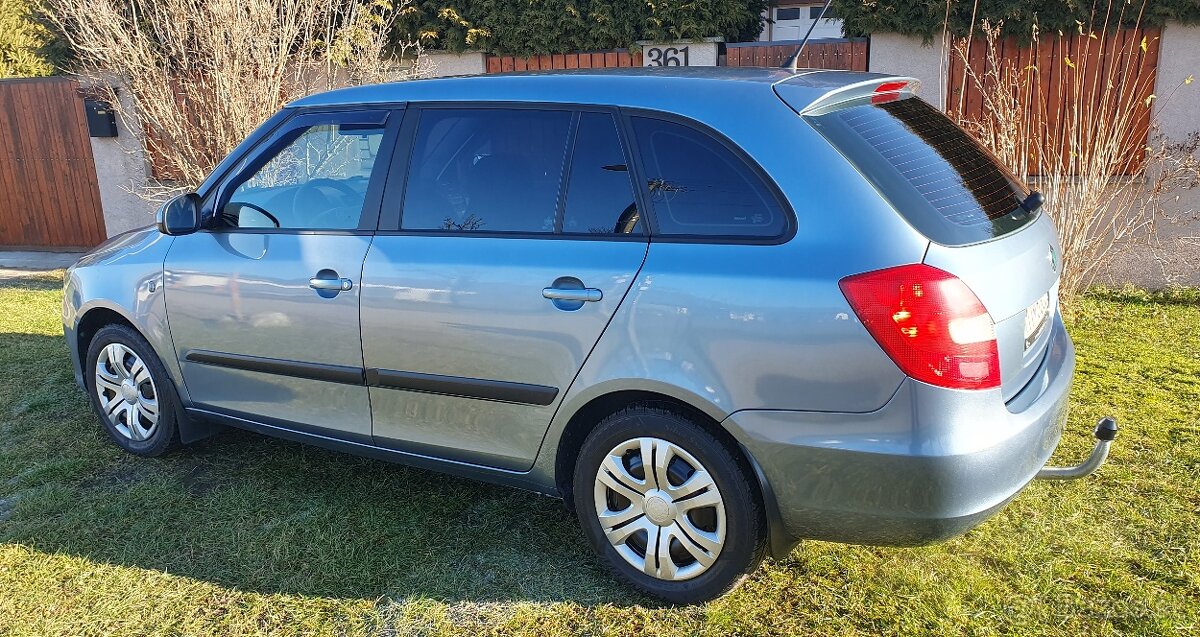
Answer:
[
  {"xmin": 619, "ymin": 107, "xmax": 797, "ymax": 246},
  {"xmin": 202, "ymin": 105, "xmax": 404, "ymax": 236},
  {"xmin": 376, "ymin": 101, "xmax": 650, "ymax": 241}
]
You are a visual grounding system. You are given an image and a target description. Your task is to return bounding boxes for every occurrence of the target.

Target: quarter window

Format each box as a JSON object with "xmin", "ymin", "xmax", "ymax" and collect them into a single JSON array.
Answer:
[
  {"xmin": 401, "ymin": 108, "xmax": 571, "ymax": 233},
  {"xmin": 221, "ymin": 117, "xmax": 387, "ymax": 230},
  {"xmin": 562, "ymin": 112, "xmax": 640, "ymax": 235},
  {"xmin": 630, "ymin": 116, "xmax": 787, "ymax": 238}
]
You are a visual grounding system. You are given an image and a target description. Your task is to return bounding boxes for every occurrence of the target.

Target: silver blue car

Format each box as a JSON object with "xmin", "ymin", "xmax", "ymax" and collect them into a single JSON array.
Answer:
[{"xmin": 62, "ymin": 67, "xmax": 1107, "ymax": 603}]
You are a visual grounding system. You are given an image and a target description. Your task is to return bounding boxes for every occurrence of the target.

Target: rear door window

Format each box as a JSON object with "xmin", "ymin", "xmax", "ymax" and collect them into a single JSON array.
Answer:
[
  {"xmin": 807, "ymin": 97, "xmax": 1034, "ymax": 245},
  {"xmin": 401, "ymin": 108, "xmax": 571, "ymax": 233},
  {"xmin": 562, "ymin": 112, "xmax": 640, "ymax": 235},
  {"xmin": 630, "ymin": 116, "xmax": 788, "ymax": 239}
]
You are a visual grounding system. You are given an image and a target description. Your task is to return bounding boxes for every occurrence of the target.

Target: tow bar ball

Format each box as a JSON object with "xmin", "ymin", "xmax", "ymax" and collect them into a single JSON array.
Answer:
[{"xmin": 1036, "ymin": 416, "xmax": 1119, "ymax": 481}]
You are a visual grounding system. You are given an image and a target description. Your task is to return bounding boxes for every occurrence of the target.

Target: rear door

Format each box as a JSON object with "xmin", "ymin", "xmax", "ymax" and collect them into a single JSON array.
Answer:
[
  {"xmin": 805, "ymin": 93, "xmax": 1060, "ymax": 398},
  {"xmin": 360, "ymin": 106, "xmax": 648, "ymax": 470}
]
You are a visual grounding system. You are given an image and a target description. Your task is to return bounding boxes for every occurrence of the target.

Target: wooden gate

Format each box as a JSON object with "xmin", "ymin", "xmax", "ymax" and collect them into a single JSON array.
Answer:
[
  {"xmin": 0, "ymin": 77, "xmax": 107, "ymax": 249},
  {"xmin": 486, "ymin": 49, "xmax": 642, "ymax": 73},
  {"xmin": 724, "ymin": 39, "xmax": 869, "ymax": 70}
]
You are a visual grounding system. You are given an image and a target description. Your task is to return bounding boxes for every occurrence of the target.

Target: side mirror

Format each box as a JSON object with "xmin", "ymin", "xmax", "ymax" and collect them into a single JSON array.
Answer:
[{"xmin": 156, "ymin": 193, "xmax": 201, "ymax": 236}]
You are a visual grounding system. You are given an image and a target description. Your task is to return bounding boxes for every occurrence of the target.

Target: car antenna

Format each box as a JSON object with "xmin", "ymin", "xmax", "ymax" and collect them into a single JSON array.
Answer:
[{"xmin": 781, "ymin": 0, "xmax": 833, "ymax": 73}]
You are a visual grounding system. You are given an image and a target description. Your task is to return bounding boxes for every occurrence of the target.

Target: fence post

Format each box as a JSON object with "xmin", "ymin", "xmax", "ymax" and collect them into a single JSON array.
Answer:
[{"xmin": 1151, "ymin": 22, "xmax": 1200, "ymax": 143}]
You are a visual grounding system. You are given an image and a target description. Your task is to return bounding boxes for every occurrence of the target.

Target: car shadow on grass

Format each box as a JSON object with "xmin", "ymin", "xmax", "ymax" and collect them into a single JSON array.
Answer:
[{"xmin": 0, "ymin": 332, "xmax": 644, "ymax": 607}]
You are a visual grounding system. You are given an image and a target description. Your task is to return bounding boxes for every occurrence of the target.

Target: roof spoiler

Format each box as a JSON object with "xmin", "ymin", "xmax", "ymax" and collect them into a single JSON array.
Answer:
[{"xmin": 794, "ymin": 77, "xmax": 921, "ymax": 116}]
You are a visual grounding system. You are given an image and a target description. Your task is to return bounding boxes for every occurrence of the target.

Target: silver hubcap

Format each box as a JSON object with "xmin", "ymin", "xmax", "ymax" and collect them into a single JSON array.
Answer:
[
  {"xmin": 594, "ymin": 437, "xmax": 727, "ymax": 581},
  {"xmin": 94, "ymin": 343, "xmax": 159, "ymax": 442}
]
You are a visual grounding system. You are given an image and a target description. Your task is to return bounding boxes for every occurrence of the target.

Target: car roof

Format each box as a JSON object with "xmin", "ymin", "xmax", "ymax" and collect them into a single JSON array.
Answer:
[{"xmin": 287, "ymin": 66, "xmax": 899, "ymax": 112}]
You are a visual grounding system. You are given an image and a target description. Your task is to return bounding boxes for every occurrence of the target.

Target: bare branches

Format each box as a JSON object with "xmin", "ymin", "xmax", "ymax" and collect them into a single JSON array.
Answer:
[
  {"xmin": 949, "ymin": 16, "xmax": 1198, "ymax": 304},
  {"xmin": 43, "ymin": 0, "xmax": 427, "ymax": 194}
]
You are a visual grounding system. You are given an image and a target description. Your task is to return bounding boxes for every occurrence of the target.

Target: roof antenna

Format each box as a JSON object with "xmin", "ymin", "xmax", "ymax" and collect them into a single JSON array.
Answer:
[{"xmin": 782, "ymin": 0, "xmax": 833, "ymax": 73}]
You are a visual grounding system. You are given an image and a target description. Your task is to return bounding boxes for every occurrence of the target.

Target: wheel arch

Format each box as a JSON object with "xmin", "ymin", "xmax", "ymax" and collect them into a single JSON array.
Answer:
[
  {"xmin": 73, "ymin": 304, "xmax": 221, "ymax": 446},
  {"xmin": 552, "ymin": 388, "xmax": 793, "ymax": 557},
  {"xmin": 74, "ymin": 305, "xmax": 138, "ymax": 370}
]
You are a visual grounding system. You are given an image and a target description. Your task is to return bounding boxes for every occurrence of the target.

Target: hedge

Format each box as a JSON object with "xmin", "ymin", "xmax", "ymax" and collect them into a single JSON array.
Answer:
[
  {"xmin": 395, "ymin": 0, "xmax": 768, "ymax": 55},
  {"xmin": 0, "ymin": 0, "xmax": 66, "ymax": 77},
  {"xmin": 834, "ymin": 0, "xmax": 1200, "ymax": 43}
]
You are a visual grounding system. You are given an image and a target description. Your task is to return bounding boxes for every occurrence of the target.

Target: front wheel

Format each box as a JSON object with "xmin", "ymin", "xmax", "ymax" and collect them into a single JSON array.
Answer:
[
  {"xmin": 573, "ymin": 406, "xmax": 766, "ymax": 603},
  {"xmin": 85, "ymin": 324, "xmax": 181, "ymax": 457}
]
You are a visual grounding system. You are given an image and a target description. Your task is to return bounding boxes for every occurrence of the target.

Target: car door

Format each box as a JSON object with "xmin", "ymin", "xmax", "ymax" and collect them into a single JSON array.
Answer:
[
  {"xmin": 165, "ymin": 108, "xmax": 400, "ymax": 442},
  {"xmin": 360, "ymin": 106, "xmax": 649, "ymax": 470}
]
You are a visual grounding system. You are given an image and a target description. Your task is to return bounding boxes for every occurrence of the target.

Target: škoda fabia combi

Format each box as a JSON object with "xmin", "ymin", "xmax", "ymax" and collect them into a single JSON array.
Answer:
[{"xmin": 64, "ymin": 67, "xmax": 1116, "ymax": 603}]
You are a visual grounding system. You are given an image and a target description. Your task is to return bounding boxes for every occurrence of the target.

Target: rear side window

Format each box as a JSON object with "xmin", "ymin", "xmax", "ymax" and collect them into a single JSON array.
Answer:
[
  {"xmin": 807, "ymin": 97, "xmax": 1033, "ymax": 245},
  {"xmin": 631, "ymin": 117, "xmax": 787, "ymax": 239},
  {"xmin": 401, "ymin": 109, "xmax": 571, "ymax": 233}
]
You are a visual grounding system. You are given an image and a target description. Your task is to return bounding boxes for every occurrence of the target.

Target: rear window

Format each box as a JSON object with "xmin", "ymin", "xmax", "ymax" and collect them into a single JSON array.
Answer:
[{"xmin": 807, "ymin": 97, "xmax": 1035, "ymax": 245}]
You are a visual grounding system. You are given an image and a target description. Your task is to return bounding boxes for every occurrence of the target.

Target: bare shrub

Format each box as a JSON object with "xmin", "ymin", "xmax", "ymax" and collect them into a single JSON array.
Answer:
[
  {"xmin": 948, "ymin": 10, "xmax": 1199, "ymax": 304},
  {"xmin": 43, "ymin": 0, "xmax": 428, "ymax": 193}
]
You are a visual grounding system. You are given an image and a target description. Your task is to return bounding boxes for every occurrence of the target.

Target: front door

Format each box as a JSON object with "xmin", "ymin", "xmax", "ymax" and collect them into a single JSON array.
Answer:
[
  {"xmin": 165, "ymin": 109, "xmax": 398, "ymax": 442},
  {"xmin": 361, "ymin": 107, "xmax": 648, "ymax": 470}
]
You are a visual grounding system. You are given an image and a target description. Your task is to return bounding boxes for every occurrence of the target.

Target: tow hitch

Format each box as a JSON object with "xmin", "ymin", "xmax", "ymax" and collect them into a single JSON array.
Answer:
[{"xmin": 1036, "ymin": 416, "xmax": 1119, "ymax": 480}]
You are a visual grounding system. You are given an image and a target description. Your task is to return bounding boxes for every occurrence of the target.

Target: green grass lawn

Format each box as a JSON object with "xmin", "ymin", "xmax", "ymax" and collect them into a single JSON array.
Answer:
[{"xmin": 0, "ymin": 271, "xmax": 1197, "ymax": 636}]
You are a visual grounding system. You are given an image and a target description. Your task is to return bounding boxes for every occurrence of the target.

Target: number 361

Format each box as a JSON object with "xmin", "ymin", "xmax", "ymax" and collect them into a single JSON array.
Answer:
[{"xmin": 646, "ymin": 46, "xmax": 690, "ymax": 66}]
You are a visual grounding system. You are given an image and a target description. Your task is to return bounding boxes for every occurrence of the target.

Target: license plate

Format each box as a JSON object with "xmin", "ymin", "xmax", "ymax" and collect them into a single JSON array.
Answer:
[{"xmin": 1024, "ymin": 293, "xmax": 1050, "ymax": 351}]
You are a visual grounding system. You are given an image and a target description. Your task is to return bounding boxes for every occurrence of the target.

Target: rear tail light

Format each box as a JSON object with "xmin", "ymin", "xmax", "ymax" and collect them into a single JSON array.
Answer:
[{"xmin": 839, "ymin": 264, "xmax": 1000, "ymax": 390}]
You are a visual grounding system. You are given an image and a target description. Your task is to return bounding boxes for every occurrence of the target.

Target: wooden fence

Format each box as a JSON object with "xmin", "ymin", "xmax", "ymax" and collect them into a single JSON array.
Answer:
[
  {"xmin": 947, "ymin": 27, "xmax": 1161, "ymax": 175},
  {"xmin": 724, "ymin": 38, "xmax": 869, "ymax": 70},
  {"xmin": 0, "ymin": 78, "xmax": 107, "ymax": 249},
  {"xmin": 485, "ymin": 40, "xmax": 868, "ymax": 74},
  {"xmin": 486, "ymin": 50, "xmax": 642, "ymax": 73}
]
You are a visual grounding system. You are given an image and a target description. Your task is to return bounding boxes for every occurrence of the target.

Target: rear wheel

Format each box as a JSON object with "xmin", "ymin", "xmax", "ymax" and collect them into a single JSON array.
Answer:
[
  {"xmin": 573, "ymin": 406, "xmax": 765, "ymax": 603},
  {"xmin": 85, "ymin": 324, "xmax": 181, "ymax": 457}
]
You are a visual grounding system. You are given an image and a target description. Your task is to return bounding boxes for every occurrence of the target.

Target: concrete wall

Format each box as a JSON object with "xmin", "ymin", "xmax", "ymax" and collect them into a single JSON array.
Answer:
[
  {"xmin": 420, "ymin": 51, "xmax": 486, "ymax": 77},
  {"xmin": 84, "ymin": 81, "xmax": 157, "ymax": 237},
  {"xmin": 1151, "ymin": 23, "xmax": 1200, "ymax": 143},
  {"xmin": 1101, "ymin": 22, "xmax": 1200, "ymax": 287},
  {"xmin": 868, "ymin": 32, "xmax": 949, "ymax": 109}
]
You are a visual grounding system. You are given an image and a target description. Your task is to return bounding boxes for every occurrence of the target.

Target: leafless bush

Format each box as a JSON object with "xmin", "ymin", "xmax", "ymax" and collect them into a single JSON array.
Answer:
[
  {"xmin": 948, "ymin": 11, "xmax": 1199, "ymax": 303},
  {"xmin": 44, "ymin": 0, "xmax": 430, "ymax": 193}
]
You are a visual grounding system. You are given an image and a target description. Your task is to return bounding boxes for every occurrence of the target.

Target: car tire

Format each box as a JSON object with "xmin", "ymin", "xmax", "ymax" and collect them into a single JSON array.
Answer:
[
  {"xmin": 85, "ymin": 324, "xmax": 181, "ymax": 457},
  {"xmin": 573, "ymin": 405, "xmax": 766, "ymax": 603}
]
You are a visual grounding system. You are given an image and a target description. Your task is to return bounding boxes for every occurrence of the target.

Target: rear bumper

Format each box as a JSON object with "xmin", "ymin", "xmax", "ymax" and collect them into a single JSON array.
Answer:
[{"xmin": 724, "ymin": 313, "xmax": 1074, "ymax": 548}]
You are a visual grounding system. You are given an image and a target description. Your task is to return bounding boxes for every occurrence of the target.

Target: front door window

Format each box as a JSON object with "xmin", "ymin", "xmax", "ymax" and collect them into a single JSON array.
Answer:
[{"xmin": 221, "ymin": 116, "xmax": 389, "ymax": 230}]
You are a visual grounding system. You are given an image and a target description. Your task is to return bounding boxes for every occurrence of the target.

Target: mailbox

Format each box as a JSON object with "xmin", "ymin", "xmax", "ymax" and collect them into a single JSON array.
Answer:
[{"xmin": 84, "ymin": 99, "xmax": 118, "ymax": 137}]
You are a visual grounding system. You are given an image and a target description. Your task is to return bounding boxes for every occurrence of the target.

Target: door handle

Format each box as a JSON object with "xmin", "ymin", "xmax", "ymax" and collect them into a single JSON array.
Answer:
[
  {"xmin": 542, "ymin": 287, "xmax": 602, "ymax": 303},
  {"xmin": 309, "ymin": 276, "xmax": 353, "ymax": 292}
]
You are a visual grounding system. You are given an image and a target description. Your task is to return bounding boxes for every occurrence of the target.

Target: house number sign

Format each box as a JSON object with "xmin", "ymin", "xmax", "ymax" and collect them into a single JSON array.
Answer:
[{"xmin": 645, "ymin": 46, "xmax": 690, "ymax": 66}]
